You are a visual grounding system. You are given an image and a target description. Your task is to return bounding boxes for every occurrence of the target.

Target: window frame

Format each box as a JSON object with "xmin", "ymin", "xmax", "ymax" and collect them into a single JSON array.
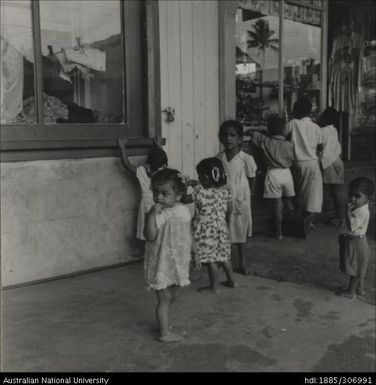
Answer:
[{"xmin": 0, "ymin": 0, "xmax": 162, "ymax": 161}]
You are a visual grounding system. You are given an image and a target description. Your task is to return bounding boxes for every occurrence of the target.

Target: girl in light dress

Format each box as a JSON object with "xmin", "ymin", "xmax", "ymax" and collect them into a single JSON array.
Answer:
[
  {"xmin": 118, "ymin": 137, "xmax": 168, "ymax": 242},
  {"xmin": 144, "ymin": 169, "xmax": 199, "ymax": 342},
  {"xmin": 217, "ymin": 120, "xmax": 257, "ymax": 276}
]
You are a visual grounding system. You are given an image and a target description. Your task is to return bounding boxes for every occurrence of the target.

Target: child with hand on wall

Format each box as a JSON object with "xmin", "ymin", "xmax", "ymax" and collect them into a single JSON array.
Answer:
[
  {"xmin": 217, "ymin": 120, "xmax": 257, "ymax": 276},
  {"xmin": 182, "ymin": 157, "xmax": 236, "ymax": 293},
  {"xmin": 118, "ymin": 137, "xmax": 168, "ymax": 242},
  {"xmin": 144, "ymin": 169, "xmax": 199, "ymax": 342},
  {"xmin": 337, "ymin": 177, "xmax": 374, "ymax": 299}
]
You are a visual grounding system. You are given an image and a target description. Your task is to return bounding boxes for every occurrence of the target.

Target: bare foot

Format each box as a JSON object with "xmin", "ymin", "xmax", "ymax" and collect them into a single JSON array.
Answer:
[
  {"xmin": 275, "ymin": 233, "xmax": 283, "ymax": 240},
  {"xmin": 236, "ymin": 267, "xmax": 251, "ymax": 276},
  {"xmin": 158, "ymin": 332, "xmax": 185, "ymax": 343},
  {"xmin": 197, "ymin": 286, "xmax": 220, "ymax": 294},
  {"xmin": 336, "ymin": 289, "xmax": 356, "ymax": 299},
  {"xmin": 220, "ymin": 280, "xmax": 238, "ymax": 288},
  {"xmin": 357, "ymin": 289, "xmax": 366, "ymax": 296}
]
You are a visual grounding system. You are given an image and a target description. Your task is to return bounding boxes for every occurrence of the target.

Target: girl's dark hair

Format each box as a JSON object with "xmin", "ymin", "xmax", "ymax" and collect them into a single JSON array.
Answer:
[
  {"xmin": 349, "ymin": 177, "xmax": 374, "ymax": 196},
  {"xmin": 146, "ymin": 148, "xmax": 168, "ymax": 172},
  {"xmin": 292, "ymin": 96, "xmax": 312, "ymax": 119},
  {"xmin": 196, "ymin": 157, "xmax": 227, "ymax": 187},
  {"xmin": 267, "ymin": 115, "xmax": 285, "ymax": 136},
  {"xmin": 317, "ymin": 107, "xmax": 338, "ymax": 128},
  {"xmin": 219, "ymin": 120, "xmax": 243, "ymax": 142},
  {"xmin": 151, "ymin": 168, "xmax": 185, "ymax": 193}
]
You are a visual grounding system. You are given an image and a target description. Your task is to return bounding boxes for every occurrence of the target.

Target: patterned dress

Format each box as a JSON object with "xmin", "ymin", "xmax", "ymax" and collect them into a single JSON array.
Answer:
[
  {"xmin": 192, "ymin": 185, "xmax": 232, "ymax": 264},
  {"xmin": 144, "ymin": 204, "xmax": 192, "ymax": 291},
  {"xmin": 217, "ymin": 151, "xmax": 257, "ymax": 243},
  {"xmin": 136, "ymin": 165, "xmax": 154, "ymax": 240}
]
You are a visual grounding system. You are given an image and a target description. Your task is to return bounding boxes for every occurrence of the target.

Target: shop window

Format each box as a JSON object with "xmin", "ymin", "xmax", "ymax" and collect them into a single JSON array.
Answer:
[
  {"xmin": 39, "ymin": 0, "xmax": 124, "ymax": 124},
  {"xmin": 283, "ymin": 2, "xmax": 322, "ymax": 119},
  {"xmin": 1, "ymin": 0, "xmax": 159, "ymax": 160},
  {"xmin": 1, "ymin": 0, "xmax": 36, "ymax": 124},
  {"xmin": 233, "ymin": 0, "xmax": 325, "ymax": 127},
  {"xmin": 235, "ymin": 1, "xmax": 280, "ymax": 127}
]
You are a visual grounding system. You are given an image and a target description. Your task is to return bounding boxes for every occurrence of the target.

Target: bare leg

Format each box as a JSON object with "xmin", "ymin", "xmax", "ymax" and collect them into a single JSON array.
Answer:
[
  {"xmin": 272, "ymin": 198, "xmax": 283, "ymax": 239},
  {"xmin": 357, "ymin": 275, "xmax": 366, "ymax": 296},
  {"xmin": 284, "ymin": 197, "xmax": 295, "ymax": 213},
  {"xmin": 349, "ymin": 276, "xmax": 359, "ymax": 297},
  {"xmin": 221, "ymin": 261, "xmax": 237, "ymax": 287},
  {"xmin": 329, "ymin": 184, "xmax": 345, "ymax": 223},
  {"xmin": 156, "ymin": 288, "xmax": 184, "ymax": 342},
  {"xmin": 336, "ymin": 277, "xmax": 357, "ymax": 299},
  {"xmin": 237, "ymin": 243, "xmax": 250, "ymax": 276},
  {"xmin": 198, "ymin": 263, "xmax": 220, "ymax": 293}
]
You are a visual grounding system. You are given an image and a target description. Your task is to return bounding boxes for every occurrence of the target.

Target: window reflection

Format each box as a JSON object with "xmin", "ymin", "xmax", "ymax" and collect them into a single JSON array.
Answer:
[
  {"xmin": 1, "ymin": 0, "xmax": 35, "ymax": 124},
  {"xmin": 235, "ymin": 1, "xmax": 280, "ymax": 127},
  {"xmin": 40, "ymin": 0, "xmax": 124, "ymax": 124},
  {"xmin": 283, "ymin": 3, "xmax": 322, "ymax": 118}
]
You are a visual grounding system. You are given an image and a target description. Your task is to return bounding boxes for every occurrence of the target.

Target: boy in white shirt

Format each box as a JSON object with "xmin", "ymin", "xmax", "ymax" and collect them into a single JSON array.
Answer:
[{"xmin": 338, "ymin": 177, "xmax": 374, "ymax": 299}]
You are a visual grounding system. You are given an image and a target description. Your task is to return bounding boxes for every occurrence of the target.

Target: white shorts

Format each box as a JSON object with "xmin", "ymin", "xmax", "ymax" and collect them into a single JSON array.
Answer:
[{"xmin": 263, "ymin": 168, "xmax": 295, "ymax": 199}]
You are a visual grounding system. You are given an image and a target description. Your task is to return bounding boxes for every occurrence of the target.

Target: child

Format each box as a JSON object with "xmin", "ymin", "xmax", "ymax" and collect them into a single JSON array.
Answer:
[
  {"xmin": 144, "ymin": 168, "xmax": 199, "ymax": 342},
  {"xmin": 317, "ymin": 107, "xmax": 345, "ymax": 227},
  {"xmin": 217, "ymin": 120, "xmax": 257, "ymax": 275},
  {"xmin": 337, "ymin": 177, "xmax": 374, "ymax": 299},
  {"xmin": 286, "ymin": 96, "xmax": 323, "ymax": 235},
  {"xmin": 183, "ymin": 157, "xmax": 236, "ymax": 293},
  {"xmin": 249, "ymin": 116, "xmax": 295, "ymax": 239},
  {"xmin": 118, "ymin": 137, "xmax": 168, "ymax": 241}
]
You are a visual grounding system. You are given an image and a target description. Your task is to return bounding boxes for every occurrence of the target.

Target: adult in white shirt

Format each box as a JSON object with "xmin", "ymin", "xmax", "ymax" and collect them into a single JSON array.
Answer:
[{"xmin": 286, "ymin": 96, "xmax": 323, "ymax": 235}]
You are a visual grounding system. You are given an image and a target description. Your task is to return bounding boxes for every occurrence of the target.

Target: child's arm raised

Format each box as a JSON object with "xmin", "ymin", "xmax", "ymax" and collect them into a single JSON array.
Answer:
[
  {"xmin": 118, "ymin": 137, "xmax": 137, "ymax": 176},
  {"xmin": 180, "ymin": 179, "xmax": 199, "ymax": 204},
  {"xmin": 144, "ymin": 204, "xmax": 163, "ymax": 241}
]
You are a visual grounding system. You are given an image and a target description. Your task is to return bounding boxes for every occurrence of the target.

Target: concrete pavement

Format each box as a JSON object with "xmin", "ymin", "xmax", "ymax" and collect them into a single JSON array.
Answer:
[{"xmin": 1, "ymin": 252, "xmax": 375, "ymax": 372}]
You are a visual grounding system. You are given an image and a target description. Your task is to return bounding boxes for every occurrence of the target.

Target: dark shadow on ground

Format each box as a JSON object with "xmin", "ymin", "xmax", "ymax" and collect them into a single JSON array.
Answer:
[{"xmin": 241, "ymin": 217, "xmax": 375, "ymax": 305}]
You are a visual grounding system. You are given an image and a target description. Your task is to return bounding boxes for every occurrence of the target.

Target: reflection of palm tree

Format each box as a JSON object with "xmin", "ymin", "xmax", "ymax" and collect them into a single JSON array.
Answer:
[{"xmin": 247, "ymin": 19, "xmax": 279, "ymax": 102}]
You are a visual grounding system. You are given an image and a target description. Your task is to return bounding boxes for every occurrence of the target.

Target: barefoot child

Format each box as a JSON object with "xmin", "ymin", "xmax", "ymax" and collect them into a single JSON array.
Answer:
[
  {"xmin": 144, "ymin": 169, "xmax": 199, "ymax": 342},
  {"xmin": 217, "ymin": 120, "xmax": 257, "ymax": 275},
  {"xmin": 118, "ymin": 137, "xmax": 168, "ymax": 241},
  {"xmin": 183, "ymin": 157, "xmax": 236, "ymax": 293},
  {"xmin": 249, "ymin": 116, "xmax": 295, "ymax": 239},
  {"xmin": 338, "ymin": 177, "xmax": 374, "ymax": 299},
  {"xmin": 317, "ymin": 107, "xmax": 345, "ymax": 227}
]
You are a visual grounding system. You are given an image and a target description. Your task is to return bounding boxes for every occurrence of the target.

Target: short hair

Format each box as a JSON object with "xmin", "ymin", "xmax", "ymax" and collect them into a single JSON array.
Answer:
[
  {"xmin": 151, "ymin": 168, "xmax": 185, "ymax": 193},
  {"xmin": 267, "ymin": 115, "xmax": 285, "ymax": 136},
  {"xmin": 196, "ymin": 157, "xmax": 227, "ymax": 187},
  {"xmin": 349, "ymin": 177, "xmax": 374, "ymax": 196},
  {"xmin": 317, "ymin": 107, "xmax": 337, "ymax": 128},
  {"xmin": 292, "ymin": 96, "xmax": 312, "ymax": 119},
  {"xmin": 219, "ymin": 120, "xmax": 243, "ymax": 142},
  {"xmin": 146, "ymin": 148, "xmax": 168, "ymax": 173}
]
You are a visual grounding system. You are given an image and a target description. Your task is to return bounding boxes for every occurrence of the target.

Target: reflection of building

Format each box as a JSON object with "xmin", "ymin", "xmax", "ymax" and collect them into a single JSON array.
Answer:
[{"xmin": 0, "ymin": 0, "xmax": 374, "ymax": 286}]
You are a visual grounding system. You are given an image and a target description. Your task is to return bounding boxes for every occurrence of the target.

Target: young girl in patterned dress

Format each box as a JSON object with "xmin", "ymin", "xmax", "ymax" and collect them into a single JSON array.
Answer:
[
  {"xmin": 184, "ymin": 158, "xmax": 236, "ymax": 293},
  {"xmin": 118, "ymin": 138, "xmax": 168, "ymax": 242},
  {"xmin": 217, "ymin": 120, "xmax": 257, "ymax": 276},
  {"xmin": 144, "ymin": 169, "xmax": 199, "ymax": 342}
]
